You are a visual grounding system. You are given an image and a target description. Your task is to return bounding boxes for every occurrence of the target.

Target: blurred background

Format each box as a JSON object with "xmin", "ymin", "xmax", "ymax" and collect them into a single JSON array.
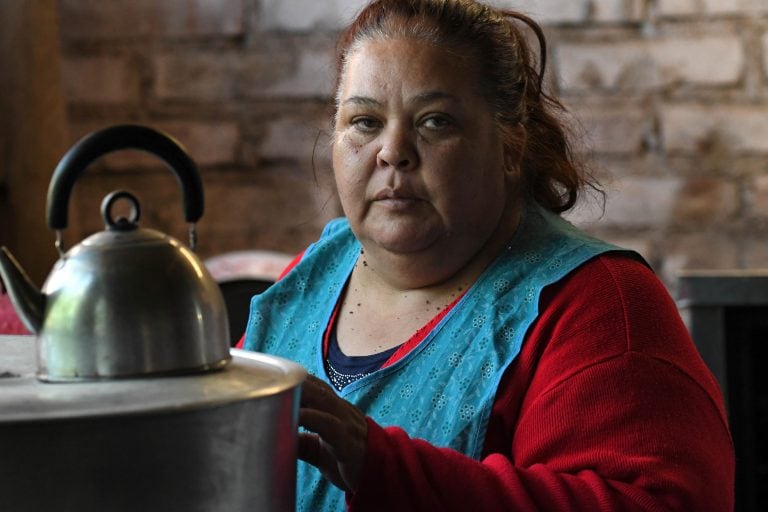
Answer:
[
  {"xmin": 2, "ymin": 0, "xmax": 767, "ymax": 294},
  {"xmin": 2, "ymin": 2, "xmax": 767, "ymax": 506}
]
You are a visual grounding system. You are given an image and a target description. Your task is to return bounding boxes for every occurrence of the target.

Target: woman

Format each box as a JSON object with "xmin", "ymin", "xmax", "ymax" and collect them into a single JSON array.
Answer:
[{"xmin": 241, "ymin": 0, "xmax": 734, "ymax": 510}]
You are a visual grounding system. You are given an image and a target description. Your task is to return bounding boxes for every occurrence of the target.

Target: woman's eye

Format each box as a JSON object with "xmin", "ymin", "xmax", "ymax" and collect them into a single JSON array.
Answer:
[
  {"xmin": 421, "ymin": 115, "xmax": 453, "ymax": 130},
  {"xmin": 351, "ymin": 117, "xmax": 381, "ymax": 132}
]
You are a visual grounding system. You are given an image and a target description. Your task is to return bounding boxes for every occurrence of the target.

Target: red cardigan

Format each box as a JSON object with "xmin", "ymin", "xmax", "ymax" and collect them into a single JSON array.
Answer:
[
  {"xmin": 348, "ymin": 253, "xmax": 734, "ymax": 511},
  {"xmin": 240, "ymin": 252, "xmax": 734, "ymax": 510}
]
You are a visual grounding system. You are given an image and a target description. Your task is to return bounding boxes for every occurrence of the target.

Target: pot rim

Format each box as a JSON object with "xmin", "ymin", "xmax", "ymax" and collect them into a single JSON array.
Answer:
[{"xmin": 0, "ymin": 336, "xmax": 306, "ymax": 423}]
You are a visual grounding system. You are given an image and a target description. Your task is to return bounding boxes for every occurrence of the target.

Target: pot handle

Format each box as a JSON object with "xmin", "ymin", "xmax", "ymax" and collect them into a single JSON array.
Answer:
[{"xmin": 46, "ymin": 124, "xmax": 204, "ymax": 230}]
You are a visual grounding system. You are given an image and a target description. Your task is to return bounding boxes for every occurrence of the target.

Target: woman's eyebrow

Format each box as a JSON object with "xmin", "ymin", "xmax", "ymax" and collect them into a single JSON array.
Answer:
[
  {"xmin": 410, "ymin": 91, "xmax": 461, "ymax": 106},
  {"xmin": 341, "ymin": 96, "xmax": 381, "ymax": 107},
  {"xmin": 341, "ymin": 91, "xmax": 461, "ymax": 108}
]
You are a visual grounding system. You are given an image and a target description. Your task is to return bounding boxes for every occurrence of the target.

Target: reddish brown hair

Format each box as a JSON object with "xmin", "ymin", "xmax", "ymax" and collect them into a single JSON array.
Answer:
[{"xmin": 333, "ymin": 0, "xmax": 598, "ymax": 213}]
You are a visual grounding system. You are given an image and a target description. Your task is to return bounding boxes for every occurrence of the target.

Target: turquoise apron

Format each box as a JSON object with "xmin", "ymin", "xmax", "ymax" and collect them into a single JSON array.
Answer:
[{"xmin": 243, "ymin": 205, "xmax": 628, "ymax": 511}]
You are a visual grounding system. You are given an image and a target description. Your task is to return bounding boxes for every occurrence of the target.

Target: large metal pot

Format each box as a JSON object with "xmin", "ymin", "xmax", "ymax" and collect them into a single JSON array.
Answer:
[
  {"xmin": 0, "ymin": 335, "xmax": 305, "ymax": 512},
  {"xmin": 0, "ymin": 124, "xmax": 306, "ymax": 511}
]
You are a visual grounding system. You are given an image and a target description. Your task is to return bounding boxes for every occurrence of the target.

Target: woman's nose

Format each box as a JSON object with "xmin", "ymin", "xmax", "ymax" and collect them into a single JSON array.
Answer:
[{"xmin": 377, "ymin": 125, "xmax": 418, "ymax": 171}]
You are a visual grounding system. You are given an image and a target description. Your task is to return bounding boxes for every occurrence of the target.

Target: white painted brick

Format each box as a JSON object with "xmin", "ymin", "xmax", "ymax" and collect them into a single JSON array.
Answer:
[
  {"xmin": 662, "ymin": 104, "xmax": 768, "ymax": 153},
  {"xmin": 654, "ymin": 37, "xmax": 743, "ymax": 85},
  {"xmin": 259, "ymin": 117, "xmax": 327, "ymax": 161},
  {"xmin": 488, "ymin": 0, "xmax": 588, "ymax": 24},
  {"xmin": 60, "ymin": 0, "xmax": 243, "ymax": 39},
  {"xmin": 565, "ymin": 176, "xmax": 681, "ymax": 228},
  {"xmin": 746, "ymin": 174, "xmax": 768, "ymax": 218},
  {"xmin": 55, "ymin": 0, "xmax": 768, "ymax": 281},
  {"xmin": 258, "ymin": 0, "xmax": 366, "ymax": 31},
  {"xmin": 658, "ymin": 0, "xmax": 766, "ymax": 16},
  {"xmin": 658, "ymin": 234, "xmax": 740, "ymax": 288},
  {"xmin": 155, "ymin": 52, "xmax": 238, "ymax": 101},
  {"xmin": 743, "ymin": 237, "xmax": 768, "ymax": 268},
  {"xmin": 596, "ymin": 177, "xmax": 682, "ymax": 227},
  {"xmin": 62, "ymin": 56, "xmax": 140, "ymax": 104},
  {"xmin": 558, "ymin": 42, "xmax": 657, "ymax": 90},
  {"xmin": 762, "ymin": 32, "xmax": 768, "ymax": 80},
  {"xmin": 568, "ymin": 105, "xmax": 648, "ymax": 154},
  {"xmin": 557, "ymin": 36, "xmax": 743, "ymax": 91},
  {"xmin": 259, "ymin": 0, "xmax": 637, "ymax": 27},
  {"xmin": 658, "ymin": 0, "xmax": 730, "ymax": 16},
  {"xmin": 673, "ymin": 178, "xmax": 739, "ymax": 223},
  {"xmin": 589, "ymin": 0, "xmax": 645, "ymax": 22},
  {"xmin": 156, "ymin": 43, "xmax": 334, "ymax": 101},
  {"xmin": 189, "ymin": 0, "xmax": 244, "ymax": 35},
  {"xmin": 68, "ymin": 121, "xmax": 240, "ymax": 170},
  {"xmin": 155, "ymin": 121, "xmax": 240, "ymax": 166},
  {"xmin": 262, "ymin": 45, "xmax": 336, "ymax": 97}
]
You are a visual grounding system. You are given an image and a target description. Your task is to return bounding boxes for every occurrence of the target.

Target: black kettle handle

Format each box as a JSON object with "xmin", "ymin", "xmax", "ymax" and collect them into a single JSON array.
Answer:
[{"xmin": 47, "ymin": 124, "xmax": 204, "ymax": 230}]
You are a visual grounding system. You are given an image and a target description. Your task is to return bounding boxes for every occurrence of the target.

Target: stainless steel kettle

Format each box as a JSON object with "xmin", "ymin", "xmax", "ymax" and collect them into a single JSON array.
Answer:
[{"xmin": 0, "ymin": 124, "xmax": 230, "ymax": 381}]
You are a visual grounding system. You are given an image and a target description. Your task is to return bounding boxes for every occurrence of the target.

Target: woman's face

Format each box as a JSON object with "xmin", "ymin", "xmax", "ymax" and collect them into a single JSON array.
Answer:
[{"xmin": 333, "ymin": 37, "xmax": 510, "ymax": 258}]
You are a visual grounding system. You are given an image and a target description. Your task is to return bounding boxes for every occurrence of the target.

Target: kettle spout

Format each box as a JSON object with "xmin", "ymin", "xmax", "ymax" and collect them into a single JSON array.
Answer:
[{"xmin": 0, "ymin": 247, "xmax": 45, "ymax": 334}]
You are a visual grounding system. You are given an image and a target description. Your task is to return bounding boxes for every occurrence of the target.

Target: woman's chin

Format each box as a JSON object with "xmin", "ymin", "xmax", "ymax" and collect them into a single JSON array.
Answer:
[{"xmin": 364, "ymin": 221, "xmax": 444, "ymax": 255}]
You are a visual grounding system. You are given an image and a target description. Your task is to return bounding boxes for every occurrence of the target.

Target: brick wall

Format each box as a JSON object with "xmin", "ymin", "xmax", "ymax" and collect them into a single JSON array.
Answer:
[{"xmin": 55, "ymin": 0, "xmax": 768, "ymax": 292}]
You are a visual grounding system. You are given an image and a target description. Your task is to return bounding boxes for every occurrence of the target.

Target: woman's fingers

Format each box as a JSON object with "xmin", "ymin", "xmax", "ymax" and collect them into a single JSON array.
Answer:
[
  {"xmin": 300, "ymin": 374, "xmax": 344, "ymax": 409},
  {"xmin": 298, "ymin": 432, "xmax": 349, "ymax": 490},
  {"xmin": 300, "ymin": 408, "xmax": 355, "ymax": 455},
  {"xmin": 298, "ymin": 374, "xmax": 369, "ymax": 491}
]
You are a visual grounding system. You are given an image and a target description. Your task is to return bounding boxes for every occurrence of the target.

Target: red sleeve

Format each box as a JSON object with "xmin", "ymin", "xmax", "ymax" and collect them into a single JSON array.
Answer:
[
  {"xmin": 0, "ymin": 293, "xmax": 30, "ymax": 335},
  {"xmin": 234, "ymin": 250, "xmax": 306, "ymax": 349},
  {"xmin": 347, "ymin": 253, "xmax": 734, "ymax": 511}
]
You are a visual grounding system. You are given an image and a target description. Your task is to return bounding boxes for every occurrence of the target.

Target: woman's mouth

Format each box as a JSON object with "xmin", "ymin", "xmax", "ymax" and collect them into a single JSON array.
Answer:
[{"xmin": 373, "ymin": 189, "xmax": 422, "ymax": 210}]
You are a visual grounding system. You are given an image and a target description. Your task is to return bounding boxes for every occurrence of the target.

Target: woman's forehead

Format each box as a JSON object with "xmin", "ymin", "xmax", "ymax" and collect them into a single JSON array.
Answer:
[{"xmin": 337, "ymin": 38, "xmax": 481, "ymax": 104}]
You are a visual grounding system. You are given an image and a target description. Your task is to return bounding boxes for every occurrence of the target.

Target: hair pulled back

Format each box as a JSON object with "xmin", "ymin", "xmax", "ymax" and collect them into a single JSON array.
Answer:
[{"xmin": 333, "ymin": 0, "xmax": 596, "ymax": 213}]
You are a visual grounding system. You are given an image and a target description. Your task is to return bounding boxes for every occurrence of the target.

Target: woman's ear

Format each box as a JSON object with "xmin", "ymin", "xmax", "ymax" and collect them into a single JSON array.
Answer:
[{"xmin": 503, "ymin": 123, "xmax": 527, "ymax": 178}]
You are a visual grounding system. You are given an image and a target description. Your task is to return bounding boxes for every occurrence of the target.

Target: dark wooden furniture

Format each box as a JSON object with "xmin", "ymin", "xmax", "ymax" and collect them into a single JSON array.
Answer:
[{"xmin": 677, "ymin": 270, "xmax": 768, "ymax": 512}]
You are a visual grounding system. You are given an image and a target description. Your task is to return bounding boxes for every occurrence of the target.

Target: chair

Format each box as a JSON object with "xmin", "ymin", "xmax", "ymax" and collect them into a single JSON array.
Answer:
[
  {"xmin": 205, "ymin": 250, "xmax": 294, "ymax": 346},
  {"xmin": 218, "ymin": 278, "xmax": 274, "ymax": 346}
]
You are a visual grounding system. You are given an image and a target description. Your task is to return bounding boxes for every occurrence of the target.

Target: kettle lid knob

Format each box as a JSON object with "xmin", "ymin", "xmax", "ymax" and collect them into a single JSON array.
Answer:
[{"xmin": 101, "ymin": 190, "xmax": 140, "ymax": 232}]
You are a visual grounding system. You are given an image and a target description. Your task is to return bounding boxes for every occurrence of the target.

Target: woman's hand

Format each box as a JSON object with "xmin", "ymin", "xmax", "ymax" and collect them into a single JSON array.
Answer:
[{"xmin": 298, "ymin": 374, "xmax": 369, "ymax": 492}]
